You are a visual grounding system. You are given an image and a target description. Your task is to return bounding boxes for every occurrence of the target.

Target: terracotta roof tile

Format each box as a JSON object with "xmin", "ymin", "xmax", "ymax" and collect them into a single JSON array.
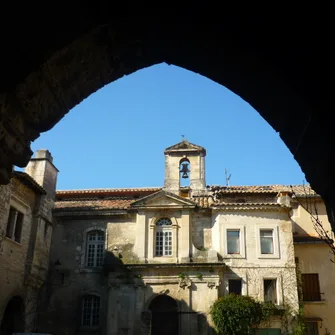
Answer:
[
  {"xmin": 191, "ymin": 196, "xmax": 214, "ymax": 208},
  {"xmin": 54, "ymin": 198, "xmax": 134, "ymax": 211},
  {"xmin": 56, "ymin": 187, "xmax": 161, "ymax": 197},
  {"xmin": 211, "ymin": 202, "xmax": 289, "ymax": 211},
  {"xmin": 209, "ymin": 184, "xmax": 317, "ymax": 196},
  {"xmin": 54, "ymin": 184, "xmax": 319, "ymax": 212}
]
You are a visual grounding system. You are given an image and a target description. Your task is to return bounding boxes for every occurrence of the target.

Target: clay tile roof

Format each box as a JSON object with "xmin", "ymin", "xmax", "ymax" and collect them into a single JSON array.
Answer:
[
  {"xmin": 54, "ymin": 198, "xmax": 134, "ymax": 211},
  {"xmin": 56, "ymin": 187, "xmax": 162, "ymax": 197},
  {"xmin": 54, "ymin": 187, "xmax": 162, "ymax": 212},
  {"xmin": 191, "ymin": 196, "xmax": 214, "ymax": 208},
  {"xmin": 211, "ymin": 202, "xmax": 289, "ymax": 211},
  {"xmin": 209, "ymin": 184, "xmax": 317, "ymax": 196}
]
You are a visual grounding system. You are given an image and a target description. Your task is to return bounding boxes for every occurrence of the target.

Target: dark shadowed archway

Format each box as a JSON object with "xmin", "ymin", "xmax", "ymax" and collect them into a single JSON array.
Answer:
[
  {"xmin": 0, "ymin": 296, "xmax": 25, "ymax": 335},
  {"xmin": 149, "ymin": 295, "xmax": 179, "ymax": 335},
  {"xmin": 1, "ymin": 7, "xmax": 335, "ymax": 230}
]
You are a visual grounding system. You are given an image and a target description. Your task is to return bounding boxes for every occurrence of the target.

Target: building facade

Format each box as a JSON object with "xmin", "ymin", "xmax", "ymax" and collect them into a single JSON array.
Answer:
[
  {"xmin": 1, "ymin": 140, "xmax": 333, "ymax": 335},
  {"xmin": 0, "ymin": 150, "xmax": 58, "ymax": 334},
  {"xmin": 38, "ymin": 140, "xmax": 332, "ymax": 335}
]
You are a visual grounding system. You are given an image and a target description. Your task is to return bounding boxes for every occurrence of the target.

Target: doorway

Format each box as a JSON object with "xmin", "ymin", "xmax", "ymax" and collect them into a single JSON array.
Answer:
[
  {"xmin": 0, "ymin": 296, "xmax": 25, "ymax": 335},
  {"xmin": 149, "ymin": 295, "xmax": 179, "ymax": 335}
]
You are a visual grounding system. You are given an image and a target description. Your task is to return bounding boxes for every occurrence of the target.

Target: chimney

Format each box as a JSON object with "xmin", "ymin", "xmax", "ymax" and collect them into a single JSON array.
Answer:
[
  {"xmin": 276, "ymin": 191, "xmax": 292, "ymax": 207},
  {"xmin": 25, "ymin": 149, "xmax": 59, "ymax": 199}
]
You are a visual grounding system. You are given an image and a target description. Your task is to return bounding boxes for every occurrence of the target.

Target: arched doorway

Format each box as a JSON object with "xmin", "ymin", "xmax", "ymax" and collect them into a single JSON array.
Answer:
[
  {"xmin": 0, "ymin": 296, "xmax": 25, "ymax": 335},
  {"xmin": 149, "ymin": 295, "xmax": 179, "ymax": 335}
]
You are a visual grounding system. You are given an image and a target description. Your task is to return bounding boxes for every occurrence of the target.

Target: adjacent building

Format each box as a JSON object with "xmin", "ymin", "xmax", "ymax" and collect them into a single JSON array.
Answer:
[{"xmin": 0, "ymin": 150, "xmax": 58, "ymax": 334}]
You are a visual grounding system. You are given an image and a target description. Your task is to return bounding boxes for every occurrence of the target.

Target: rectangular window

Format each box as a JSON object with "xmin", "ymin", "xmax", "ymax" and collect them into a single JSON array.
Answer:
[
  {"xmin": 227, "ymin": 230, "xmax": 240, "ymax": 254},
  {"xmin": 306, "ymin": 322, "xmax": 319, "ymax": 335},
  {"xmin": 260, "ymin": 230, "xmax": 274, "ymax": 254},
  {"xmin": 156, "ymin": 230, "xmax": 172, "ymax": 256},
  {"xmin": 228, "ymin": 279, "xmax": 242, "ymax": 295},
  {"xmin": 264, "ymin": 279, "xmax": 277, "ymax": 304},
  {"xmin": 82, "ymin": 295, "xmax": 100, "ymax": 327},
  {"xmin": 6, "ymin": 206, "xmax": 24, "ymax": 243},
  {"xmin": 302, "ymin": 274, "xmax": 321, "ymax": 301}
]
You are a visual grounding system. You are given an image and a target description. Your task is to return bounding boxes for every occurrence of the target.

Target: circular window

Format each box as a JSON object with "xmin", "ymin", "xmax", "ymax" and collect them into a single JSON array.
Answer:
[{"xmin": 156, "ymin": 218, "xmax": 172, "ymax": 226}]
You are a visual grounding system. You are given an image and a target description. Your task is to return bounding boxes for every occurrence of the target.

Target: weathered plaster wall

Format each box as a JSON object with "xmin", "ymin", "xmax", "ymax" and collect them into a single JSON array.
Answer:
[
  {"xmin": 295, "ymin": 244, "xmax": 335, "ymax": 335},
  {"xmin": 211, "ymin": 209, "xmax": 299, "ymax": 316},
  {"xmin": 292, "ymin": 199, "xmax": 333, "ymax": 236}
]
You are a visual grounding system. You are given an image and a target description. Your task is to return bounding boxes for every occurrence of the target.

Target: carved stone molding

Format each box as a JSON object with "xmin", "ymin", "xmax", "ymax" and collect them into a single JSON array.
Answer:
[
  {"xmin": 178, "ymin": 277, "xmax": 192, "ymax": 289},
  {"xmin": 207, "ymin": 280, "xmax": 220, "ymax": 289}
]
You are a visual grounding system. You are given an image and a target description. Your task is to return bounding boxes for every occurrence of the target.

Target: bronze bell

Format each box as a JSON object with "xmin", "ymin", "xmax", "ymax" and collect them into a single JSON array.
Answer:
[{"xmin": 180, "ymin": 163, "xmax": 190, "ymax": 179}]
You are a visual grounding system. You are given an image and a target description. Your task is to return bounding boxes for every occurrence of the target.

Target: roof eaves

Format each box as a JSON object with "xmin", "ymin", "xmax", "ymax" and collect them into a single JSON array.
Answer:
[{"xmin": 13, "ymin": 171, "xmax": 46, "ymax": 195}]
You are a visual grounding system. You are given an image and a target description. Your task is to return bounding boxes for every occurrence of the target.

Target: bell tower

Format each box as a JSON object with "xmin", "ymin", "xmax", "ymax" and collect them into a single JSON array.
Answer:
[{"xmin": 163, "ymin": 139, "xmax": 207, "ymax": 196}]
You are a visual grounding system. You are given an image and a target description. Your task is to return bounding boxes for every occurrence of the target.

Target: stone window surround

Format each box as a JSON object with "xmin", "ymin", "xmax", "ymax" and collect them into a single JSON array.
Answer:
[
  {"xmin": 222, "ymin": 224, "xmax": 246, "ymax": 259},
  {"xmin": 255, "ymin": 224, "xmax": 280, "ymax": 259},
  {"xmin": 80, "ymin": 227, "xmax": 106, "ymax": 270},
  {"xmin": 223, "ymin": 272, "xmax": 248, "ymax": 296},
  {"xmin": 148, "ymin": 216, "xmax": 179, "ymax": 262},
  {"xmin": 5, "ymin": 195, "xmax": 29, "ymax": 245}
]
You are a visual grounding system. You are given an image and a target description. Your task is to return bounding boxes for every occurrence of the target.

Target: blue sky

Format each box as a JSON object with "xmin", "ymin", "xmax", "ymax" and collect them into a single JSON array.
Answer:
[{"xmin": 26, "ymin": 63, "xmax": 306, "ymax": 190}]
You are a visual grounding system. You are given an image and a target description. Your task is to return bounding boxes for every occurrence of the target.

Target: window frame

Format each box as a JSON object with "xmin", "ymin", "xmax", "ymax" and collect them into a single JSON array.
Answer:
[
  {"xmin": 222, "ymin": 225, "xmax": 246, "ymax": 259},
  {"xmin": 81, "ymin": 294, "xmax": 101, "ymax": 329},
  {"xmin": 301, "ymin": 273, "xmax": 322, "ymax": 302},
  {"xmin": 155, "ymin": 218, "xmax": 173, "ymax": 257},
  {"xmin": 305, "ymin": 321, "xmax": 319, "ymax": 335},
  {"xmin": 256, "ymin": 224, "xmax": 280, "ymax": 259},
  {"xmin": 224, "ymin": 273, "xmax": 247, "ymax": 296},
  {"xmin": 6, "ymin": 205, "xmax": 25, "ymax": 243},
  {"xmin": 260, "ymin": 229, "xmax": 274, "ymax": 255},
  {"xmin": 85, "ymin": 229, "xmax": 105, "ymax": 268},
  {"xmin": 227, "ymin": 229, "xmax": 241, "ymax": 254},
  {"xmin": 263, "ymin": 278, "xmax": 278, "ymax": 304},
  {"xmin": 228, "ymin": 278, "xmax": 242, "ymax": 295}
]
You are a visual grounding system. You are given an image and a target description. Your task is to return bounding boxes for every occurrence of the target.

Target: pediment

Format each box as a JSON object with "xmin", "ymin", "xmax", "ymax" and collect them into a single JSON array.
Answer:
[
  {"xmin": 164, "ymin": 139, "xmax": 206, "ymax": 154},
  {"xmin": 131, "ymin": 190, "xmax": 196, "ymax": 209}
]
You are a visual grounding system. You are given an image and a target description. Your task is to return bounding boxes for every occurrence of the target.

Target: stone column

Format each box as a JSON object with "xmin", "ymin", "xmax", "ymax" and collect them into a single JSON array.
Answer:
[
  {"xmin": 179, "ymin": 210, "xmax": 190, "ymax": 263},
  {"xmin": 148, "ymin": 220, "xmax": 155, "ymax": 260},
  {"xmin": 134, "ymin": 211, "xmax": 146, "ymax": 262}
]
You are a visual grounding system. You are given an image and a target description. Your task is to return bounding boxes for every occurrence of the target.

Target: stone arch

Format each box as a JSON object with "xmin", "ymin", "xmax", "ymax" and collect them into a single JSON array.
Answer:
[
  {"xmin": 1, "ymin": 11, "xmax": 335, "ymax": 230},
  {"xmin": 0, "ymin": 296, "xmax": 25, "ymax": 335}
]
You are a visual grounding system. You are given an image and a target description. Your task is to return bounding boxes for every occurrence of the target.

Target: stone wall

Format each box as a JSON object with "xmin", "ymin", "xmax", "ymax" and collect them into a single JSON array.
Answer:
[{"xmin": 0, "ymin": 178, "xmax": 38, "ymax": 329}]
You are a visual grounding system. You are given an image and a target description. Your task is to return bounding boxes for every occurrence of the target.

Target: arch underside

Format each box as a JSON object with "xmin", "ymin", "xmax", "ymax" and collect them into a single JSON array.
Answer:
[{"xmin": 1, "ymin": 8, "xmax": 335, "ymax": 229}]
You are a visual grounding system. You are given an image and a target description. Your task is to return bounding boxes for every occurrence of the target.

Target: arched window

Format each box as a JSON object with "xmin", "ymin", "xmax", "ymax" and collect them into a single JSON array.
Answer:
[
  {"xmin": 86, "ymin": 230, "xmax": 105, "ymax": 267},
  {"xmin": 155, "ymin": 218, "xmax": 172, "ymax": 256},
  {"xmin": 81, "ymin": 295, "xmax": 100, "ymax": 327}
]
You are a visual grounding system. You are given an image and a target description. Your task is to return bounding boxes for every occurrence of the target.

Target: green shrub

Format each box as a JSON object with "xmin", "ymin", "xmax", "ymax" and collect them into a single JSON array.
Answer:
[{"xmin": 210, "ymin": 294, "xmax": 264, "ymax": 335}]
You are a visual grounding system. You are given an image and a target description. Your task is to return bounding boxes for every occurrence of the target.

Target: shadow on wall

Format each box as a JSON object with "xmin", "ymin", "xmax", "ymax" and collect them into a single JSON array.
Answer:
[
  {"xmin": 103, "ymin": 250, "xmax": 217, "ymax": 335},
  {"xmin": 35, "ymin": 250, "xmax": 217, "ymax": 335}
]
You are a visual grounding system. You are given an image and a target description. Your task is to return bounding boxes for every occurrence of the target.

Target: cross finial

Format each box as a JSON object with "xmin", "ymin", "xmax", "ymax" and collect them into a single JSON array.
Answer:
[{"xmin": 181, "ymin": 134, "xmax": 185, "ymax": 139}]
